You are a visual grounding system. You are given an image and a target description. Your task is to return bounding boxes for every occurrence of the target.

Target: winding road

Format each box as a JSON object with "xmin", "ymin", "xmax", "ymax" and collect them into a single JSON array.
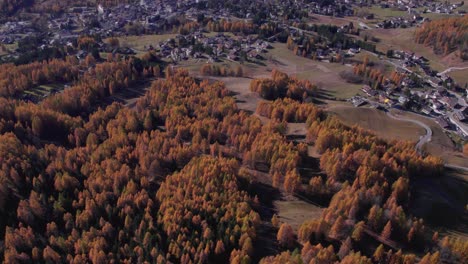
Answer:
[
  {"xmin": 386, "ymin": 111, "xmax": 468, "ymax": 173},
  {"xmin": 386, "ymin": 111, "xmax": 432, "ymax": 153},
  {"xmin": 445, "ymin": 164, "xmax": 468, "ymax": 173},
  {"xmin": 439, "ymin": 66, "xmax": 468, "ymax": 75}
]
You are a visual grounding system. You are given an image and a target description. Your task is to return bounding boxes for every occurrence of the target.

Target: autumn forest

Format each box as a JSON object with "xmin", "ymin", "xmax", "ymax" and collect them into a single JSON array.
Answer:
[{"xmin": 0, "ymin": 40, "xmax": 466, "ymax": 264}]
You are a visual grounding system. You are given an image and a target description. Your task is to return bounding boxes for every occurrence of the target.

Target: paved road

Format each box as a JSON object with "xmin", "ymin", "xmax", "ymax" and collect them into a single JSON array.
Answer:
[
  {"xmin": 386, "ymin": 111, "xmax": 432, "ymax": 153},
  {"xmin": 445, "ymin": 164, "xmax": 468, "ymax": 173},
  {"xmin": 387, "ymin": 111, "xmax": 468, "ymax": 173},
  {"xmin": 448, "ymin": 112, "xmax": 468, "ymax": 136}
]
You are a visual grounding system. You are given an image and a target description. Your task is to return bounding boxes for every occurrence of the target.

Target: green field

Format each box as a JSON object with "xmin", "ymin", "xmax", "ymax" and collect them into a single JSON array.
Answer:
[
  {"xmin": 0, "ymin": 43, "xmax": 17, "ymax": 56},
  {"xmin": 274, "ymin": 199, "xmax": 323, "ymax": 231},
  {"xmin": 357, "ymin": 5, "xmax": 457, "ymax": 22},
  {"xmin": 307, "ymin": 14, "xmax": 354, "ymax": 27},
  {"xmin": 421, "ymin": 12, "xmax": 454, "ymax": 20},
  {"xmin": 268, "ymin": 43, "xmax": 364, "ymax": 99},
  {"xmin": 0, "ymin": 48, "xmax": 7, "ymax": 56},
  {"xmin": 363, "ymin": 6, "xmax": 408, "ymax": 21},
  {"xmin": 177, "ymin": 58, "xmax": 260, "ymax": 76},
  {"xmin": 353, "ymin": 52, "xmax": 396, "ymax": 74},
  {"xmin": 111, "ymin": 34, "xmax": 178, "ymax": 53},
  {"xmin": 448, "ymin": 68, "xmax": 468, "ymax": 87},
  {"xmin": 329, "ymin": 105, "xmax": 426, "ymax": 142}
]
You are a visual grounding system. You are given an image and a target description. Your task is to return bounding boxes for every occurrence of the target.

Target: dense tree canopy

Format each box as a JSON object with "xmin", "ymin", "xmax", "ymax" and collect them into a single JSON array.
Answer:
[
  {"xmin": 415, "ymin": 16, "xmax": 468, "ymax": 60},
  {"xmin": 0, "ymin": 51, "xmax": 466, "ymax": 263}
]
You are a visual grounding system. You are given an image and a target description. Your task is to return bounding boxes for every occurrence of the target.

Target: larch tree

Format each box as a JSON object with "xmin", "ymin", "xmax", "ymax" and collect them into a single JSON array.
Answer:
[
  {"xmin": 381, "ymin": 221, "xmax": 392, "ymax": 240},
  {"xmin": 271, "ymin": 214, "xmax": 279, "ymax": 228},
  {"xmin": 338, "ymin": 237, "xmax": 353, "ymax": 260},
  {"xmin": 277, "ymin": 223, "xmax": 295, "ymax": 248},
  {"xmin": 373, "ymin": 244, "xmax": 385, "ymax": 262},
  {"xmin": 352, "ymin": 221, "xmax": 365, "ymax": 242},
  {"xmin": 329, "ymin": 216, "xmax": 346, "ymax": 240},
  {"xmin": 215, "ymin": 240, "xmax": 225, "ymax": 255}
]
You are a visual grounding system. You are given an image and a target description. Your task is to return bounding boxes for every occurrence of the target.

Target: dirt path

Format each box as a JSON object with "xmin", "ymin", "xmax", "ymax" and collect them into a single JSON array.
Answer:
[{"xmin": 439, "ymin": 66, "xmax": 468, "ymax": 75}]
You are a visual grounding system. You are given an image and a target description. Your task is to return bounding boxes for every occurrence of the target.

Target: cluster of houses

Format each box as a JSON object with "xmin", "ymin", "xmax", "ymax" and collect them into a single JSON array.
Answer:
[
  {"xmin": 380, "ymin": 0, "xmax": 465, "ymax": 15},
  {"xmin": 389, "ymin": 50, "xmax": 456, "ymax": 90},
  {"xmin": 287, "ymin": 27, "xmax": 361, "ymax": 62},
  {"xmin": 423, "ymin": 1, "xmax": 466, "ymax": 15},
  {"xmin": 412, "ymin": 85, "xmax": 468, "ymax": 137},
  {"xmin": 375, "ymin": 15, "xmax": 428, "ymax": 29},
  {"xmin": 412, "ymin": 88, "xmax": 464, "ymax": 115},
  {"xmin": 307, "ymin": 2, "xmax": 354, "ymax": 17},
  {"xmin": 361, "ymin": 85, "xmax": 397, "ymax": 106},
  {"xmin": 0, "ymin": 21, "xmax": 36, "ymax": 44},
  {"xmin": 156, "ymin": 32, "xmax": 271, "ymax": 63},
  {"xmin": 359, "ymin": 83, "xmax": 468, "ymax": 137},
  {"xmin": 96, "ymin": 1, "xmax": 185, "ymax": 35},
  {"xmin": 356, "ymin": 47, "xmax": 468, "ymax": 138},
  {"xmin": 373, "ymin": 0, "xmax": 465, "ymax": 29},
  {"xmin": 304, "ymin": 0, "xmax": 464, "ymax": 21},
  {"xmin": 434, "ymin": 106, "xmax": 468, "ymax": 137},
  {"xmin": 1, "ymin": 1, "xmax": 196, "ymax": 48}
]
